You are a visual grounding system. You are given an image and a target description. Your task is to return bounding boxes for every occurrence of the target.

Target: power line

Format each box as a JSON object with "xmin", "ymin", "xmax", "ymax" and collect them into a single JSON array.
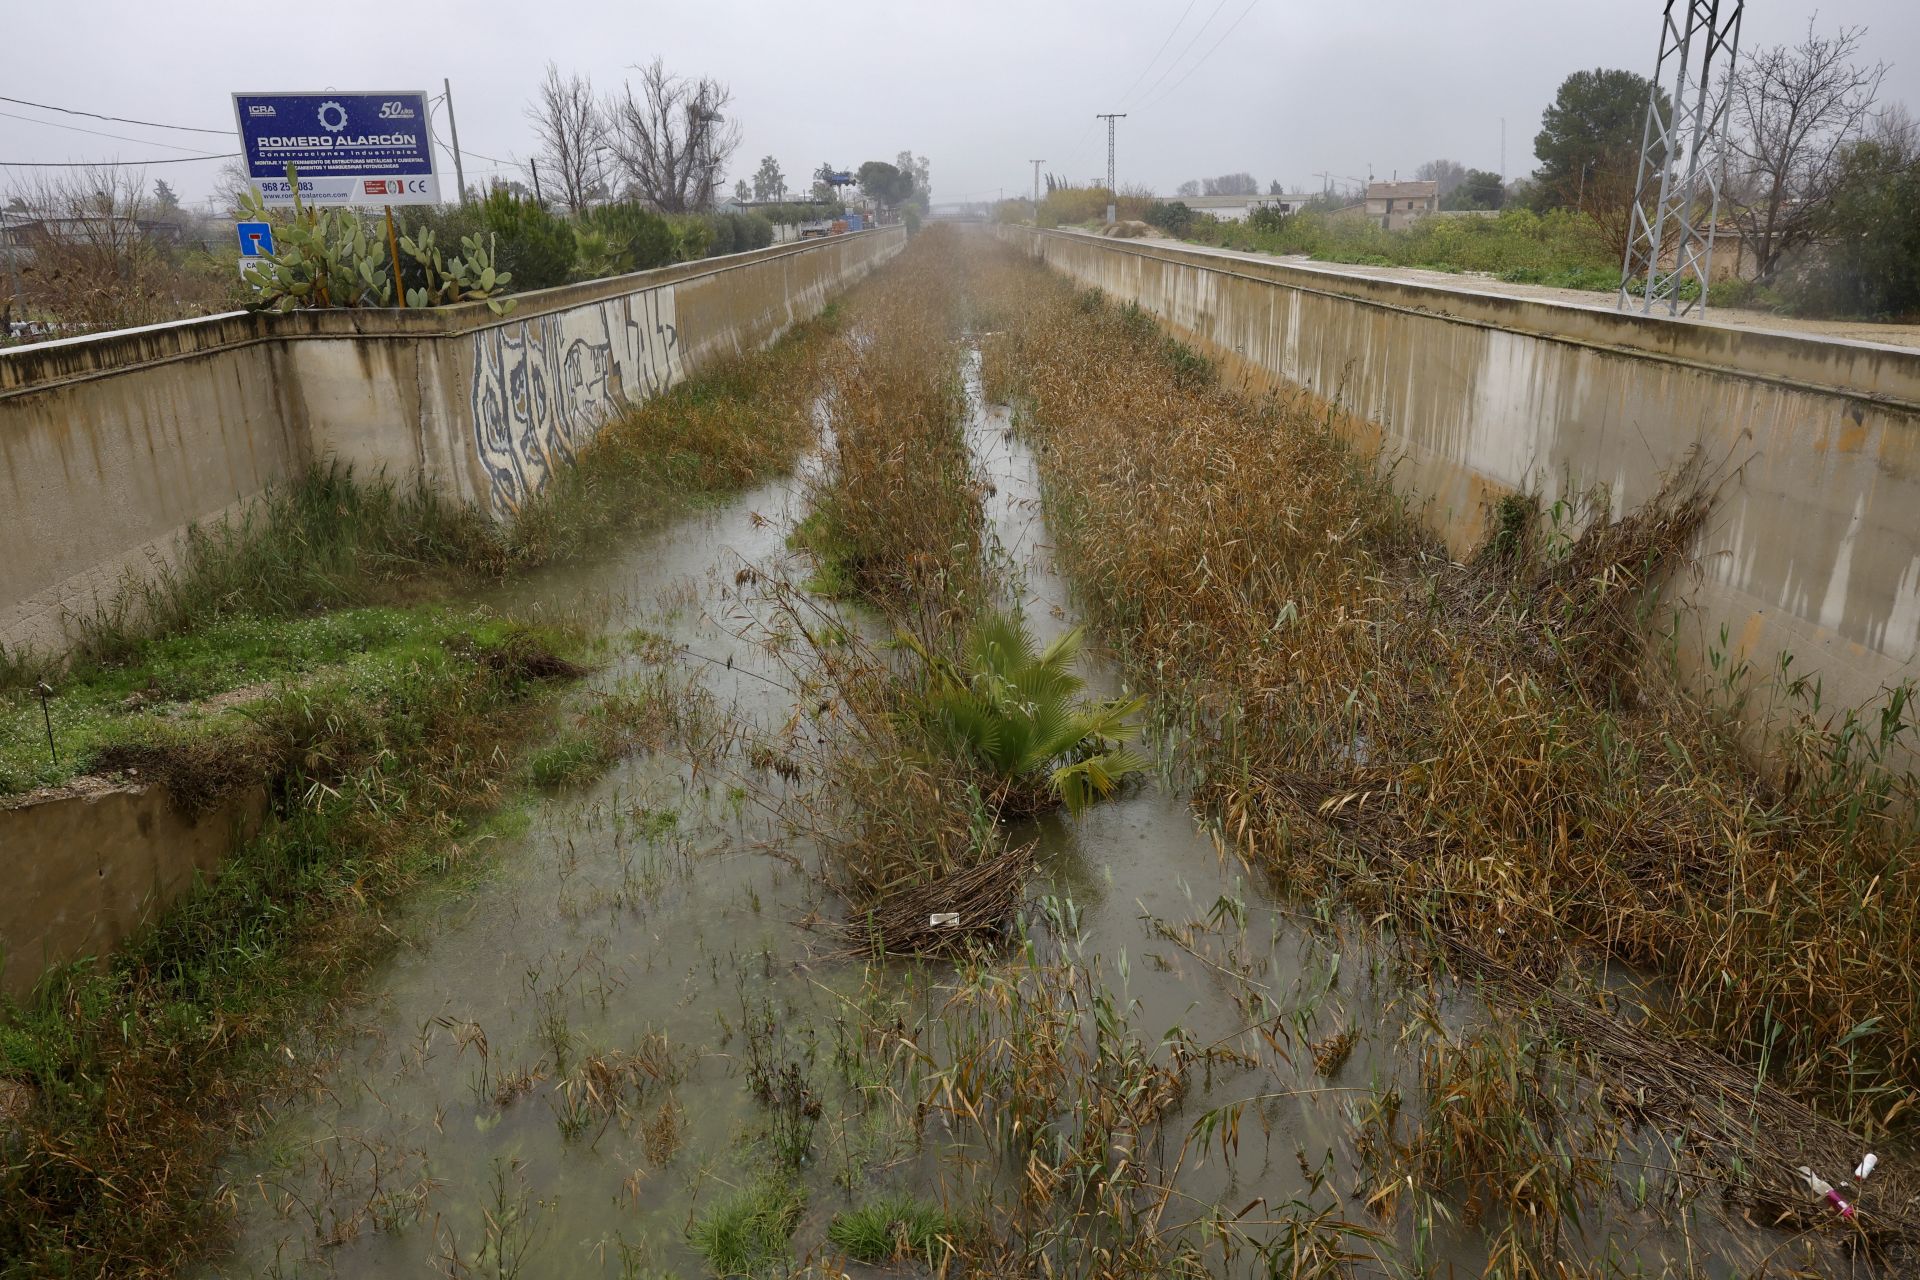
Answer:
[
  {"xmin": 1116, "ymin": 0, "xmax": 1199, "ymax": 108},
  {"xmin": 428, "ymin": 95, "xmax": 514, "ymax": 169},
  {"xmin": 0, "ymin": 153, "xmax": 236, "ymax": 167},
  {"xmin": 1139, "ymin": 0, "xmax": 1264, "ymax": 112},
  {"xmin": 1132, "ymin": 0, "xmax": 1232, "ymax": 108},
  {"xmin": 0, "ymin": 108, "xmax": 233, "ymax": 154},
  {"xmin": 0, "ymin": 94, "xmax": 229, "ymax": 135}
]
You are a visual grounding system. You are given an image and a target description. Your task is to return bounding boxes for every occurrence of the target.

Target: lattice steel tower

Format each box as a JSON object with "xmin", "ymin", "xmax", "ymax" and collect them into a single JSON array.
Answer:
[
  {"xmin": 1620, "ymin": 0, "xmax": 1744, "ymax": 317},
  {"xmin": 1095, "ymin": 114, "xmax": 1126, "ymax": 224}
]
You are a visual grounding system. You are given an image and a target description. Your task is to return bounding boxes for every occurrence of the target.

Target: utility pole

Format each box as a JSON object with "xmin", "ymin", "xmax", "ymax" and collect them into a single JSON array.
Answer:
[
  {"xmin": 443, "ymin": 77, "xmax": 469, "ymax": 206},
  {"xmin": 1094, "ymin": 113, "xmax": 1126, "ymax": 224},
  {"xmin": 1029, "ymin": 158, "xmax": 1045, "ymax": 222}
]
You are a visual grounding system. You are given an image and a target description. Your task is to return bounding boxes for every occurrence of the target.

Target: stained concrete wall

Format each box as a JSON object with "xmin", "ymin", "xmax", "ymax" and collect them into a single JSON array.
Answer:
[
  {"xmin": 0, "ymin": 780, "xmax": 266, "ymax": 998},
  {"xmin": 997, "ymin": 226, "xmax": 1920, "ymax": 726},
  {"xmin": 0, "ymin": 229, "xmax": 901, "ymax": 994},
  {"xmin": 0, "ymin": 228, "xmax": 904, "ymax": 656}
]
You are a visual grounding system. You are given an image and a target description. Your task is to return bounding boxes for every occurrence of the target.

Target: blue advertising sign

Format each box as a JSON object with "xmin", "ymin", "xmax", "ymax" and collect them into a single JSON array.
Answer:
[{"xmin": 232, "ymin": 91, "xmax": 440, "ymax": 208}]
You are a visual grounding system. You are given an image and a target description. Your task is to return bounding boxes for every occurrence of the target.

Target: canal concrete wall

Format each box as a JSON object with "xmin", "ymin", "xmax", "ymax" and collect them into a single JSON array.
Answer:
[
  {"xmin": 0, "ymin": 780, "xmax": 267, "ymax": 998},
  {"xmin": 0, "ymin": 228, "xmax": 904, "ymax": 659},
  {"xmin": 996, "ymin": 225, "xmax": 1920, "ymax": 735}
]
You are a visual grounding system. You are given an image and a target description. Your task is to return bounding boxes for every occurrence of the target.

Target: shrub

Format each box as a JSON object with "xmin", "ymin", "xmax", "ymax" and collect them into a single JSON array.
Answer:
[
  {"xmin": 576, "ymin": 202, "xmax": 677, "ymax": 276},
  {"xmin": 478, "ymin": 189, "xmax": 576, "ymax": 291},
  {"xmin": 1143, "ymin": 200, "xmax": 1195, "ymax": 237},
  {"xmin": 669, "ymin": 215, "xmax": 714, "ymax": 261},
  {"xmin": 900, "ymin": 612, "xmax": 1148, "ymax": 817},
  {"xmin": 1707, "ymin": 276, "xmax": 1761, "ymax": 309},
  {"xmin": 735, "ymin": 212, "xmax": 775, "ymax": 250}
]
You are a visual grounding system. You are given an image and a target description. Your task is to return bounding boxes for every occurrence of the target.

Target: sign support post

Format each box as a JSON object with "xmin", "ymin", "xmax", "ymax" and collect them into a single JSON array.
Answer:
[{"xmin": 384, "ymin": 206, "xmax": 406, "ymax": 307}]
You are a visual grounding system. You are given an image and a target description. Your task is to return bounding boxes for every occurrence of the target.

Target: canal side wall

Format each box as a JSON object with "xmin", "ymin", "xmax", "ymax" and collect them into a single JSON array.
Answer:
[
  {"xmin": 0, "ymin": 228, "xmax": 904, "ymax": 660},
  {"xmin": 0, "ymin": 228, "xmax": 900, "ymax": 998},
  {"xmin": 996, "ymin": 225, "xmax": 1920, "ymax": 736}
]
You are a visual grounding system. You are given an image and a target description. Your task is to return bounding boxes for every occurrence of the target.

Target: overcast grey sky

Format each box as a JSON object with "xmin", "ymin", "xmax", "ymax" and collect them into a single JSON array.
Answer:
[{"xmin": 3, "ymin": 0, "xmax": 1915, "ymax": 208}]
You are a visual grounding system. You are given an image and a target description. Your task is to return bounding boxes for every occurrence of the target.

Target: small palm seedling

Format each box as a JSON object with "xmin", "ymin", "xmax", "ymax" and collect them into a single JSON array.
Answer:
[{"xmin": 901, "ymin": 611, "xmax": 1148, "ymax": 817}]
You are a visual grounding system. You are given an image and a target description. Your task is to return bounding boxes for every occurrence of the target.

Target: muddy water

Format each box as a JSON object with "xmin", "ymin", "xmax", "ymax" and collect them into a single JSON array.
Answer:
[{"xmin": 207, "ymin": 350, "xmax": 1818, "ymax": 1278}]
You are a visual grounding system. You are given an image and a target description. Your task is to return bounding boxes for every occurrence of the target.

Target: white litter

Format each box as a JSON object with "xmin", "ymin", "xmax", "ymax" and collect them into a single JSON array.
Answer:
[
  {"xmin": 1856, "ymin": 1153, "xmax": 1879, "ymax": 1181},
  {"xmin": 930, "ymin": 913, "xmax": 961, "ymax": 928}
]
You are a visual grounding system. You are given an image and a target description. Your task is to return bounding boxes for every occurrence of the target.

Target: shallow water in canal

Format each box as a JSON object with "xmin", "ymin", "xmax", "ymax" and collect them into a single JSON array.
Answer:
[{"xmin": 205, "ymin": 348, "xmax": 1832, "ymax": 1279}]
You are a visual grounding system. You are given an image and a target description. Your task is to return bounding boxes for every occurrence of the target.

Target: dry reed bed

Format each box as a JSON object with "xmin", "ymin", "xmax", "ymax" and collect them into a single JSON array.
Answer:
[
  {"xmin": 796, "ymin": 224, "xmax": 985, "ymax": 638},
  {"xmin": 967, "ymin": 240, "xmax": 1920, "ymax": 1243},
  {"xmin": 760, "ymin": 228, "xmax": 1017, "ymax": 928}
]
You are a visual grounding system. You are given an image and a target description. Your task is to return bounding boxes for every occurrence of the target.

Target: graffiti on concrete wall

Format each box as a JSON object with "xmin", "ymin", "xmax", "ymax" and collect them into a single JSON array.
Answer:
[{"xmin": 470, "ymin": 285, "xmax": 681, "ymax": 517}]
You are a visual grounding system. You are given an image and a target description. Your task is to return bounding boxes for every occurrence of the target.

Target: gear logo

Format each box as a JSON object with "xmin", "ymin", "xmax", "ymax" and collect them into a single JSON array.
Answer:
[{"xmin": 316, "ymin": 100, "xmax": 348, "ymax": 132}]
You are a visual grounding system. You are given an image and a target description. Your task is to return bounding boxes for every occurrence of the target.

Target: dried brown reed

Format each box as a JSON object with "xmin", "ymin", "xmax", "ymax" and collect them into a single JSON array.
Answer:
[
  {"xmin": 965, "ymin": 236, "xmax": 1920, "ymax": 1244},
  {"xmin": 794, "ymin": 225, "xmax": 987, "ymax": 640}
]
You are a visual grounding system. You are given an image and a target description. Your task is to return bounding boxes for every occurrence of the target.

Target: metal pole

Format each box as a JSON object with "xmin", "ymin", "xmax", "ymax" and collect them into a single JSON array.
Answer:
[
  {"xmin": 1094, "ymin": 113, "xmax": 1126, "ymax": 224},
  {"xmin": 443, "ymin": 77, "xmax": 469, "ymax": 206},
  {"xmin": 1029, "ymin": 159, "xmax": 1045, "ymax": 223},
  {"xmin": 37, "ymin": 682, "xmax": 57, "ymax": 766}
]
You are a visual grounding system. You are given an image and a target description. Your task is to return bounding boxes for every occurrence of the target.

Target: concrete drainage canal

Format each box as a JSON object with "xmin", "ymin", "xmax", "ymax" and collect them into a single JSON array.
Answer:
[{"xmin": 5, "ymin": 229, "xmax": 1904, "ymax": 1280}]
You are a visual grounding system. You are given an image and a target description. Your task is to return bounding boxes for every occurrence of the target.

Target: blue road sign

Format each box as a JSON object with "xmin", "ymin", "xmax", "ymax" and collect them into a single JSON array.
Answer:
[
  {"xmin": 231, "ymin": 91, "xmax": 440, "ymax": 208},
  {"xmin": 235, "ymin": 221, "xmax": 274, "ymax": 257}
]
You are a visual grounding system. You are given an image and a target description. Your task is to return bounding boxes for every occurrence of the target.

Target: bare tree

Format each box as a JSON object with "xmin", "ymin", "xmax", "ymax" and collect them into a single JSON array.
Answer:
[
  {"xmin": 605, "ymin": 59, "xmax": 742, "ymax": 213},
  {"xmin": 1414, "ymin": 158, "xmax": 1468, "ymax": 198},
  {"xmin": 5, "ymin": 168, "xmax": 229, "ymax": 333},
  {"xmin": 526, "ymin": 63, "xmax": 610, "ymax": 216},
  {"xmin": 1201, "ymin": 172, "xmax": 1259, "ymax": 196},
  {"xmin": 1724, "ymin": 21, "xmax": 1886, "ymax": 280}
]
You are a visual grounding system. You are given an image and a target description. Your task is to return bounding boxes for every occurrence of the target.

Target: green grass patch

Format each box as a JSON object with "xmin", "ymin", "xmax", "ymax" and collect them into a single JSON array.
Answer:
[
  {"xmin": 528, "ymin": 732, "xmax": 614, "ymax": 788},
  {"xmin": 0, "ymin": 606, "xmax": 554, "ymax": 797},
  {"xmin": 686, "ymin": 1177, "xmax": 805, "ymax": 1278},
  {"xmin": 826, "ymin": 1191, "xmax": 958, "ymax": 1265},
  {"xmin": 1182, "ymin": 207, "xmax": 1618, "ymax": 285},
  {"xmin": 0, "ymin": 617, "xmax": 588, "ymax": 1274}
]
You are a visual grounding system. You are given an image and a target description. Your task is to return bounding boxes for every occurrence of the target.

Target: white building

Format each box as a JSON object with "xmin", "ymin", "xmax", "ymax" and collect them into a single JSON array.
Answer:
[{"xmin": 1161, "ymin": 193, "xmax": 1318, "ymax": 222}]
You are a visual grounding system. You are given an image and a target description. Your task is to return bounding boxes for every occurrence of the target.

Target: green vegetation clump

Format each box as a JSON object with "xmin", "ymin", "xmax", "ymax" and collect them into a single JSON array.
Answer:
[
  {"xmin": 686, "ymin": 1178, "xmax": 804, "ymax": 1277},
  {"xmin": 36, "ymin": 464, "xmax": 500, "ymax": 682},
  {"xmin": 479, "ymin": 188, "xmax": 578, "ymax": 291},
  {"xmin": 575, "ymin": 201, "xmax": 679, "ymax": 276},
  {"xmin": 826, "ymin": 1192, "xmax": 958, "ymax": 1264},
  {"xmin": 902, "ymin": 614, "xmax": 1146, "ymax": 817}
]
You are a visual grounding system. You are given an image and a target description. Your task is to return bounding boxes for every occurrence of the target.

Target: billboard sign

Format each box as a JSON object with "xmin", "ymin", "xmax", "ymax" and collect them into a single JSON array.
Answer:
[{"xmin": 232, "ymin": 91, "xmax": 440, "ymax": 207}]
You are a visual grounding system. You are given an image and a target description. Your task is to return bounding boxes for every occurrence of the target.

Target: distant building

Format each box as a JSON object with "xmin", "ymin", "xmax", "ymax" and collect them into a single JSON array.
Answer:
[
  {"xmin": 1160, "ymin": 193, "xmax": 1317, "ymax": 222},
  {"xmin": 1365, "ymin": 181, "xmax": 1438, "ymax": 231}
]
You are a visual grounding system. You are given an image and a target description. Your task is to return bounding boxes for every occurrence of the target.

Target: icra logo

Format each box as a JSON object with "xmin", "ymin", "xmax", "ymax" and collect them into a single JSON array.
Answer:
[
  {"xmin": 317, "ymin": 100, "xmax": 349, "ymax": 132},
  {"xmin": 248, "ymin": 104, "xmax": 275, "ymax": 117}
]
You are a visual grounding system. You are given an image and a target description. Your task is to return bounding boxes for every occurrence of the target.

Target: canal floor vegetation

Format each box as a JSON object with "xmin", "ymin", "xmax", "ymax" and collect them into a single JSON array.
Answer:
[
  {"xmin": 16, "ymin": 226, "xmax": 1920, "ymax": 1280},
  {"xmin": 970, "ymin": 236, "xmax": 1920, "ymax": 1268}
]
